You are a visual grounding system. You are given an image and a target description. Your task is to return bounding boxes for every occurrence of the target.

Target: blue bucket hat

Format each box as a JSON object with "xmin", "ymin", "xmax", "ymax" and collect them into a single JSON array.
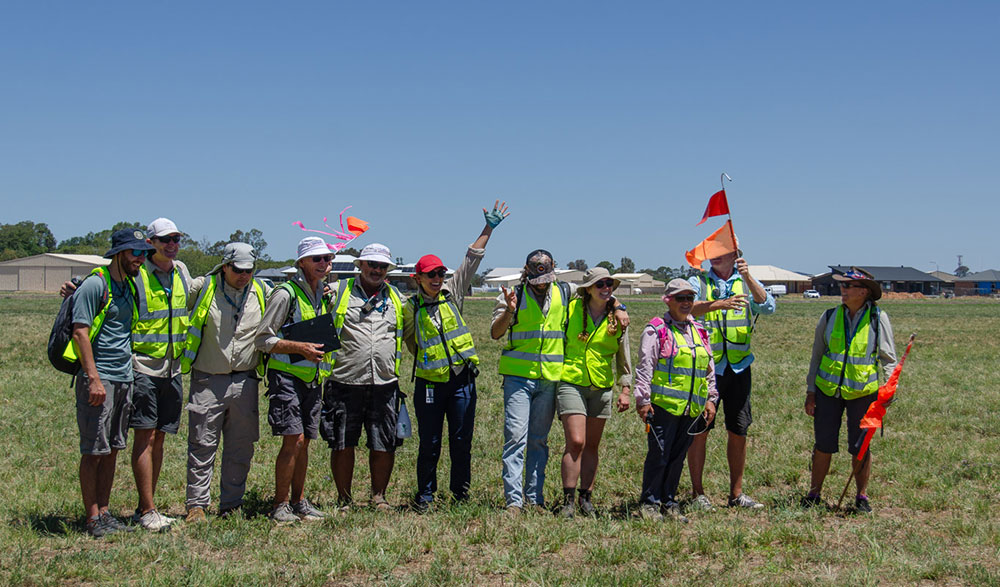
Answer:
[{"xmin": 105, "ymin": 227, "xmax": 156, "ymax": 259}]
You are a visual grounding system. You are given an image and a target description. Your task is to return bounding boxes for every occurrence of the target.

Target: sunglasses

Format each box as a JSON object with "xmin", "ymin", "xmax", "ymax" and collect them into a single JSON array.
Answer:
[
  {"xmin": 672, "ymin": 295, "xmax": 695, "ymax": 302},
  {"xmin": 230, "ymin": 266, "xmax": 253, "ymax": 275},
  {"xmin": 155, "ymin": 235, "xmax": 181, "ymax": 244},
  {"xmin": 366, "ymin": 261, "xmax": 389, "ymax": 270},
  {"xmin": 840, "ymin": 283, "xmax": 866, "ymax": 290},
  {"xmin": 593, "ymin": 279, "xmax": 616, "ymax": 289},
  {"xmin": 421, "ymin": 269, "xmax": 447, "ymax": 278},
  {"xmin": 311, "ymin": 255, "xmax": 334, "ymax": 263},
  {"xmin": 131, "ymin": 249, "xmax": 149, "ymax": 258}
]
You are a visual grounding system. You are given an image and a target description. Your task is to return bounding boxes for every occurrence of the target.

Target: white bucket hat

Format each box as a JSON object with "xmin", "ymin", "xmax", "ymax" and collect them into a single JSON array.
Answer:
[
  {"xmin": 353, "ymin": 243, "xmax": 396, "ymax": 271},
  {"xmin": 296, "ymin": 236, "xmax": 331, "ymax": 262}
]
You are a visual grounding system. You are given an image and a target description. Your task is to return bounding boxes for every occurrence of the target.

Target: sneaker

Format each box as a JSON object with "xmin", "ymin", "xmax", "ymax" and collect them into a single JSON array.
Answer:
[
  {"xmin": 854, "ymin": 496, "xmax": 873, "ymax": 514},
  {"xmin": 411, "ymin": 499, "xmax": 431, "ymax": 514},
  {"xmin": 291, "ymin": 498, "xmax": 326, "ymax": 520},
  {"xmin": 100, "ymin": 511, "xmax": 135, "ymax": 533},
  {"xmin": 131, "ymin": 507, "xmax": 176, "ymax": 524},
  {"xmin": 505, "ymin": 505, "xmax": 522, "ymax": 517},
  {"xmin": 559, "ymin": 501, "xmax": 575, "ymax": 519},
  {"xmin": 185, "ymin": 507, "xmax": 206, "ymax": 523},
  {"xmin": 577, "ymin": 496, "xmax": 596, "ymax": 517},
  {"xmin": 800, "ymin": 494, "xmax": 822, "ymax": 508},
  {"xmin": 86, "ymin": 516, "xmax": 112, "ymax": 538},
  {"xmin": 689, "ymin": 494, "xmax": 715, "ymax": 512},
  {"xmin": 138, "ymin": 509, "xmax": 173, "ymax": 532},
  {"xmin": 663, "ymin": 504, "xmax": 690, "ymax": 524},
  {"xmin": 371, "ymin": 496, "xmax": 393, "ymax": 512},
  {"xmin": 269, "ymin": 502, "xmax": 299, "ymax": 524},
  {"xmin": 639, "ymin": 504, "xmax": 663, "ymax": 521},
  {"xmin": 728, "ymin": 493, "xmax": 765, "ymax": 510}
]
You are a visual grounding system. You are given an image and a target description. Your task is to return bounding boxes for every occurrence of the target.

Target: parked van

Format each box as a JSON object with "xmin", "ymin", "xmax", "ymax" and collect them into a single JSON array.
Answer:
[{"xmin": 764, "ymin": 285, "xmax": 786, "ymax": 297}]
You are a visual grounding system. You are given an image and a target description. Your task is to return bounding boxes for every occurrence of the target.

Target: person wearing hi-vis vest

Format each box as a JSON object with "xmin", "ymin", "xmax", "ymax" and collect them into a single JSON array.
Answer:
[
  {"xmin": 803, "ymin": 268, "xmax": 896, "ymax": 514},
  {"xmin": 634, "ymin": 279, "xmax": 717, "ymax": 523},
  {"xmin": 131, "ymin": 217, "xmax": 193, "ymax": 531},
  {"xmin": 491, "ymin": 250, "xmax": 628, "ymax": 515},
  {"xmin": 402, "ymin": 201, "xmax": 509, "ymax": 512},
  {"xmin": 180, "ymin": 243, "xmax": 271, "ymax": 523},
  {"xmin": 556, "ymin": 267, "xmax": 633, "ymax": 518},
  {"xmin": 318, "ymin": 242, "xmax": 406, "ymax": 513},
  {"xmin": 686, "ymin": 249, "xmax": 775, "ymax": 511},
  {"xmin": 68, "ymin": 228, "xmax": 152, "ymax": 537},
  {"xmin": 254, "ymin": 236, "xmax": 334, "ymax": 523}
]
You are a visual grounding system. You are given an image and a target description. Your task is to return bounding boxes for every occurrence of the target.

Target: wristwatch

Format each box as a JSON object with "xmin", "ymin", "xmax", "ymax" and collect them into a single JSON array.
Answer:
[{"xmin": 616, "ymin": 303, "xmax": 627, "ymax": 311}]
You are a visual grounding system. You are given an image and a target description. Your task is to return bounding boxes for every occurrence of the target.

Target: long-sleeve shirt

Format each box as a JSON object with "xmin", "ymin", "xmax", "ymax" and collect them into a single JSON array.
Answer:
[
  {"xmin": 634, "ymin": 312, "xmax": 718, "ymax": 408},
  {"xmin": 402, "ymin": 246, "xmax": 484, "ymax": 376},
  {"xmin": 187, "ymin": 274, "xmax": 272, "ymax": 374},
  {"xmin": 688, "ymin": 267, "xmax": 775, "ymax": 374},
  {"xmin": 806, "ymin": 302, "xmax": 897, "ymax": 395},
  {"xmin": 134, "ymin": 258, "xmax": 193, "ymax": 378},
  {"xmin": 254, "ymin": 269, "xmax": 326, "ymax": 355}
]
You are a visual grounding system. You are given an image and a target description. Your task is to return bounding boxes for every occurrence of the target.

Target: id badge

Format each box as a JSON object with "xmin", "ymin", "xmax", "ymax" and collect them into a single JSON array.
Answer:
[{"xmin": 426, "ymin": 384, "xmax": 435, "ymax": 404}]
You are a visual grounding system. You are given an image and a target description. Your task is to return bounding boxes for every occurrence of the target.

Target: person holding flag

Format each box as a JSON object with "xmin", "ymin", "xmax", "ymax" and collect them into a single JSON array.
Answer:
[{"xmin": 803, "ymin": 267, "xmax": 896, "ymax": 513}]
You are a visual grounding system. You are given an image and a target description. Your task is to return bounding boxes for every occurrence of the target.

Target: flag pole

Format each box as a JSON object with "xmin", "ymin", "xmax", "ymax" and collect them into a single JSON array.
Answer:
[{"xmin": 720, "ymin": 172, "xmax": 737, "ymax": 252}]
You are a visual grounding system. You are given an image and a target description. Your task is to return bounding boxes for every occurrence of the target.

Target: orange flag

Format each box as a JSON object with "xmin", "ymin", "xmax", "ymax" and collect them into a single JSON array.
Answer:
[
  {"xmin": 345, "ymin": 216, "xmax": 369, "ymax": 237},
  {"xmin": 685, "ymin": 220, "xmax": 737, "ymax": 268}
]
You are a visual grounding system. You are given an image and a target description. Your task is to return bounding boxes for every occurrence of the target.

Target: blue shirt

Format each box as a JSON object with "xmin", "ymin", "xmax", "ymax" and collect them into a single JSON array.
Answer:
[
  {"xmin": 71, "ymin": 273, "xmax": 135, "ymax": 382},
  {"xmin": 688, "ymin": 267, "xmax": 776, "ymax": 373}
]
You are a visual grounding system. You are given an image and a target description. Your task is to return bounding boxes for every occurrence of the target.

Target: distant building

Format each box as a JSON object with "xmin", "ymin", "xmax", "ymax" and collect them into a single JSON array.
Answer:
[
  {"xmin": 955, "ymin": 269, "xmax": 1000, "ymax": 296},
  {"xmin": 0, "ymin": 253, "xmax": 109, "ymax": 292},
  {"xmin": 929, "ymin": 271, "xmax": 957, "ymax": 295},
  {"xmin": 746, "ymin": 265, "xmax": 813, "ymax": 294},
  {"xmin": 611, "ymin": 273, "xmax": 665, "ymax": 296},
  {"xmin": 811, "ymin": 266, "xmax": 944, "ymax": 296}
]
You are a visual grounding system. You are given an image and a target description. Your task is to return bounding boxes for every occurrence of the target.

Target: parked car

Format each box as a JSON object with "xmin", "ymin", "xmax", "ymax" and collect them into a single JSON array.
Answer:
[
  {"xmin": 764, "ymin": 285, "xmax": 786, "ymax": 297},
  {"xmin": 803, "ymin": 289, "xmax": 820, "ymax": 299}
]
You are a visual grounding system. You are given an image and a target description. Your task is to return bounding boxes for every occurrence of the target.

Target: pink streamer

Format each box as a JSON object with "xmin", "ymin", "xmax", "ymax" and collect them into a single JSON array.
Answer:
[{"xmin": 292, "ymin": 206, "xmax": 368, "ymax": 249}]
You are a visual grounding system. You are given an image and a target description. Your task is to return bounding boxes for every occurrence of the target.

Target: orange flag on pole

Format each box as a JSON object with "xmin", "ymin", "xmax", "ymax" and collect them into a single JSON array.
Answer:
[{"xmin": 685, "ymin": 220, "xmax": 737, "ymax": 268}]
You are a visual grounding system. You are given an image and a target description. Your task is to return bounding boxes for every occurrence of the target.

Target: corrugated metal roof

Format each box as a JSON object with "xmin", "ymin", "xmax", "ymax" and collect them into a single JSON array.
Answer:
[
  {"xmin": 747, "ymin": 265, "xmax": 812, "ymax": 281},
  {"xmin": 0, "ymin": 253, "xmax": 109, "ymax": 266}
]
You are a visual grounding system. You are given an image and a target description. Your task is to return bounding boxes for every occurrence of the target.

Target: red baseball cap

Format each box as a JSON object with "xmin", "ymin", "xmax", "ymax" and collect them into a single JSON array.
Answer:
[{"xmin": 415, "ymin": 254, "xmax": 445, "ymax": 274}]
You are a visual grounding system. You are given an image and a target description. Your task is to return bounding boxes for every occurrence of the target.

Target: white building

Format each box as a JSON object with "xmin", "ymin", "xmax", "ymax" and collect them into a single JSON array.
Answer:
[{"xmin": 0, "ymin": 253, "xmax": 109, "ymax": 292}]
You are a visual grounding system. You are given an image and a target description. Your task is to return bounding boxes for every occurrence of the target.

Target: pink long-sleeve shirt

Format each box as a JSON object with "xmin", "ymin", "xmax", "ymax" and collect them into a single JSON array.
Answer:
[{"xmin": 634, "ymin": 312, "xmax": 718, "ymax": 408}]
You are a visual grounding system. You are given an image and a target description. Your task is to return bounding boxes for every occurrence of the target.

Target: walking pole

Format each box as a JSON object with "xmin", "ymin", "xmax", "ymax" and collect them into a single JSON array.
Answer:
[{"xmin": 836, "ymin": 450, "xmax": 869, "ymax": 510}]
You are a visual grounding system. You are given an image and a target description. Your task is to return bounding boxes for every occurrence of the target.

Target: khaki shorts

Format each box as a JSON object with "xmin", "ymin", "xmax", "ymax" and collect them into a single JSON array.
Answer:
[{"xmin": 556, "ymin": 382, "xmax": 613, "ymax": 419}]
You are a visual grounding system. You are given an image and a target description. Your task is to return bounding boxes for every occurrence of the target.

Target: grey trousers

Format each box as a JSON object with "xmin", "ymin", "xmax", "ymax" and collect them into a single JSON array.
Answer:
[{"xmin": 185, "ymin": 370, "xmax": 260, "ymax": 510}]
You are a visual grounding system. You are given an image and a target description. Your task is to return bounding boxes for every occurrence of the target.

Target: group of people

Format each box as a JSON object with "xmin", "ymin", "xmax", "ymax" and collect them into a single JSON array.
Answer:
[{"xmin": 63, "ymin": 202, "xmax": 897, "ymax": 538}]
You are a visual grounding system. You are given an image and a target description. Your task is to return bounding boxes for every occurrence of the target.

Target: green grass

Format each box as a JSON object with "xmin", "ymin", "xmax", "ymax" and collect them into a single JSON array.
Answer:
[{"xmin": 1, "ymin": 292, "xmax": 998, "ymax": 585}]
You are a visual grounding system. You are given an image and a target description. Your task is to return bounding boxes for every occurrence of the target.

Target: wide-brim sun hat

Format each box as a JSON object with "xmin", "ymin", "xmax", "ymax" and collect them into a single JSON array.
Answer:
[
  {"xmin": 832, "ymin": 267, "xmax": 882, "ymax": 301},
  {"xmin": 105, "ymin": 227, "xmax": 156, "ymax": 259},
  {"xmin": 296, "ymin": 236, "xmax": 331, "ymax": 262},
  {"xmin": 210, "ymin": 242, "xmax": 257, "ymax": 274},
  {"xmin": 353, "ymin": 243, "xmax": 396, "ymax": 271},
  {"xmin": 580, "ymin": 267, "xmax": 620, "ymax": 290}
]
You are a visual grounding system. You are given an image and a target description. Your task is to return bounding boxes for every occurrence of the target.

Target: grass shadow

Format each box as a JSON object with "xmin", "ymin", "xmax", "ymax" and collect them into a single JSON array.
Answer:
[{"xmin": 12, "ymin": 512, "xmax": 82, "ymax": 536}]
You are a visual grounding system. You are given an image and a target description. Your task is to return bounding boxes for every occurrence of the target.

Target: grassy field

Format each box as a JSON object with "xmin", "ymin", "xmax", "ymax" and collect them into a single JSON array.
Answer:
[{"xmin": 0, "ymin": 292, "xmax": 997, "ymax": 585}]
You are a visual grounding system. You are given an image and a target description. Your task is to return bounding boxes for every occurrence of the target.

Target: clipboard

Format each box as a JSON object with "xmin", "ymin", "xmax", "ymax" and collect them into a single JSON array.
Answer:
[{"xmin": 281, "ymin": 313, "xmax": 340, "ymax": 362}]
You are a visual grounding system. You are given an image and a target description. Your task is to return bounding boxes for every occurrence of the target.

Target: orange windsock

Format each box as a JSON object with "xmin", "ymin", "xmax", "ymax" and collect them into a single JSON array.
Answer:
[
  {"xmin": 685, "ymin": 220, "xmax": 737, "ymax": 268},
  {"xmin": 345, "ymin": 216, "xmax": 369, "ymax": 237}
]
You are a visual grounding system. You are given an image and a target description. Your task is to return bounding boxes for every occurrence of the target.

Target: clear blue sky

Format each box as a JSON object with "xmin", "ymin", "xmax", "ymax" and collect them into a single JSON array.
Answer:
[{"xmin": 2, "ymin": 2, "xmax": 997, "ymax": 275}]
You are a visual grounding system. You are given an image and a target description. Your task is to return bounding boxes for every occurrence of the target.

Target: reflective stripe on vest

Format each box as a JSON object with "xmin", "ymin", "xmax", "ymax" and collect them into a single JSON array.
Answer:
[
  {"xmin": 701, "ymin": 273, "xmax": 753, "ymax": 364},
  {"xmin": 181, "ymin": 275, "xmax": 266, "ymax": 374},
  {"xmin": 498, "ymin": 282, "xmax": 567, "ymax": 381},
  {"xmin": 328, "ymin": 278, "xmax": 405, "ymax": 376},
  {"xmin": 132, "ymin": 263, "xmax": 189, "ymax": 359},
  {"xmin": 266, "ymin": 281, "xmax": 332, "ymax": 383},
  {"xmin": 560, "ymin": 297, "xmax": 622, "ymax": 389},
  {"xmin": 649, "ymin": 321, "xmax": 710, "ymax": 417},
  {"xmin": 413, "ymin": 293, "xmax": 480, "ymax": 383},
  {"xmin": 62, "ymin": 268, "xmax": 138, "ymax": 362},
  {"xmin": 815, "ymin": 305, "xmax": 879, "ymax": 399}
]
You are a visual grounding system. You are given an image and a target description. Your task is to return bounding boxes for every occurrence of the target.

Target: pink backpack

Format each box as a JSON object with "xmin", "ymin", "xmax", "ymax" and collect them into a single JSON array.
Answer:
[{"xmin": 648, "ymin": 317, "xmax": 709, "ymax": 359}]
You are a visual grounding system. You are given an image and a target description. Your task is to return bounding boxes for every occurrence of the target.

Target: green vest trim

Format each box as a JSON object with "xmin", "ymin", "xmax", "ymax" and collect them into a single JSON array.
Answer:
[
  {"xmin": 133, "ymin": 263, "xmax": 190, "ymax": 359},
  {"xmin": 649, "ymin": 320, "xmax": 710, "ymax": 417},
  {"xmin": 815, "ymin": 304, "xmax": 880, "ymax": 399},
  {"xmin": 498, "ymin": 282, "xmax": 567, "ymax": 381},
  {"xmin": 701, "ymin": 272, "xmax": 753, "ymax": 364},
  {"xmin": 561, "ymin": 297, "xmax": 621, "ymax": 389},
  {"xmin": 62, "ymin": 268, "xmax": 138, "ymax": 362},
  {"xmin": 411, "ymin": 291, "xmax": 479, "ymax": 383},
  {"xmin": 181, "ymin": 275, "xmax": 266, "ymax": 375},
  {"xmin": 266, "ymin": 280, "xmax": 332, "ymax": 383},
  {"xmin": 328, "ymin": 278, "xmax": 405, "ymax": 376}
]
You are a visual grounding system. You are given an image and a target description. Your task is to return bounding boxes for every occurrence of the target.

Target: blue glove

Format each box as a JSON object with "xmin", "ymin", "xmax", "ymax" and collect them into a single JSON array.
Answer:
[{"xmin": 483, "ymin": 201, "xmax": 510, "ymax": 228}]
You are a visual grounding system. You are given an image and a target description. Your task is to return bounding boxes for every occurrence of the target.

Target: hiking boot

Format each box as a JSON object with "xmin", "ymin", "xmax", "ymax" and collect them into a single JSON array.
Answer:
[
  {"xmin": 269, "ymin": 502, "xmax": 299, "ymax": 524},
  {"xmin": 728, "ymin": 493, "xmax": 765, "ymax": 510},
  {"xmin": 185, "ymin": 507, "xmax": 206, "ymax": 523},
  {"xmin": 505, "ymin": 505, "xmax": 522, "ymax": 517},
  {"xmin": 577, "ymin": 495, "xmax": 596, "ymax": 517},
  {"xmin": 800, "ymin": 494, "xmax": 822, "ymax": 508},
  {"xmin": 138, "ymin": 509, "xmax": 172, "ymax": 532},
  {"xmin": 663, "ymin": 504, "xmax": 690, "ymax": 524},
  {"xmin": 639, "ymin": 504, "xmax": 663, "ymax": 521},
  {"xmin": 100, "ymin": 511, "xmax": 134, "ymax": 533},
  {"xmin": 291, "ymin": 498, "xmax": 326, "ymax": 520},
  {"xmin": 86, "ymin": 516, "xmax": 112, "ymax": 538},
  {"xmin": 854, "ymin": 496, "xmax": 873, "ymax": 514},
  {"xmin": 559, "ymin": 501, "xmax": 575, "ymax": 519},
  {"xmin": 689, "ymin": 494, "xmax": 715, "ymax": 512}
]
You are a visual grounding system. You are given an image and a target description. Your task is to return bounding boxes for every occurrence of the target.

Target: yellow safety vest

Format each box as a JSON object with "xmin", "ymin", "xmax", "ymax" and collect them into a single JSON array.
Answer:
[
  {"xmin": 700, "ymin": 272, "xmax": 753, "ymax": 364},
  {"xmin": 62, "ymin": 267, "xmax": 138, "ymax": 362},
  {"xmin": 329, "ymin": 278, "xmax": 405, "ymax": 376},
  {"xmin": 181, "ymin": 275, "xmax": 267, "ymax": 375},
  {"xmin": 648, "ymin": 318, "xmax": 710, "ymax": 417},
  {"xmin": 498, "ymin": 282, "xmax": 568, "ymax": 381},
  {"xmin": 132, "ymin": 263, "xmax": 189, "ymax": 359},
  {"xmin": 561, "ymin": 297, "xmax": 621, "ymax": 389},
  {"xmin": 266, "ymin": 281, "xmax": 333, "ymax": 383},
  {"xmin": 815, "ymin": 304, "xmax": 880, "ymax": 400},
  {"xmin": 411, "ymin": 292, "xmax": 479, "ymax": 383}
]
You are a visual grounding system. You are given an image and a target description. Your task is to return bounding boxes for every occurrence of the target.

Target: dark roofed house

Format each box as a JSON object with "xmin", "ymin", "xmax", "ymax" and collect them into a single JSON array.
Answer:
[
  {"xmin": 812, "ymin": 266, "xmax": 944, "ymax": 296},
  {"xmin": 955, "ymin": 269, "xmax": 1000, "ymax": 296}
]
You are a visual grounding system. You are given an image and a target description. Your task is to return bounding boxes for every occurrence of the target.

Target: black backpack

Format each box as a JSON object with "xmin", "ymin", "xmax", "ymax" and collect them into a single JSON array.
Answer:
[{"xmin": 48, "ymin": 275, "xmax": 108, "ymax": 375}]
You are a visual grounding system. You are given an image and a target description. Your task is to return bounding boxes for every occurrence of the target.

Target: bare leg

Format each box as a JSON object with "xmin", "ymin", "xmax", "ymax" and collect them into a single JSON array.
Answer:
[
  {"xmin": 727, "ymin": 431, "xmax": 747, "ymax": 499},
  {"xmin": 132, "ymin": 429, "xmax": 156, "ymax": 512},
  {"xmin": 560, "ymin": 414, "xmax": 586, "ymax": 490},
  {"xmin": 579, "ymin": 417, "xmax": 607, "ymax": 492},
  {"xmin": 809, "ymin": 449, "xmax": 833, "ymax": 496},
  {"xmin": 96, "ymin": 450, "xmax": 119, "ymax": 513},
  {"xmin": 150, "ymin": 430, "xmax": 166, "ymax": 496},
  {"xmin": 331, "ymin": 448, "xmax": 355, "ymax": 503},
  {"xmin": 274, "ymin": 434, "xmax": 304, "ymax": 505},
  {"xmin": 290, "ymin": 438, "xmax": 310, "ymax": 503},
  {"xmin": 687, "ymin": 431, "xmax": 709, "ymax": 496},
  {"xmin": 855, "ymin": 453, "xmax": 872, "ymax": 497},
  {"xmin": 80, "ymin": 455, "xmax": 102, "ymax": 520},
  {"xmin": 370, "ymin": 451, "xmax": 395, "ymax": 500}
]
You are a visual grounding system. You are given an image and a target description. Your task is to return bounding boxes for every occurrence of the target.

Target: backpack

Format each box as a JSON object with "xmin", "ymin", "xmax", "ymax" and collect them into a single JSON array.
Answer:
[{"xmin": 48, "ymin": 275, "xmax": 108, "ymax": 375}]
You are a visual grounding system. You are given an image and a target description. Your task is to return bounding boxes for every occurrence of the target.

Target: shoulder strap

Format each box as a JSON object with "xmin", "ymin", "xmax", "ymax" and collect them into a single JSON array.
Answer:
[{"xmin": 557, "ymin": 281, "xmax": 571, "ymax": 330}]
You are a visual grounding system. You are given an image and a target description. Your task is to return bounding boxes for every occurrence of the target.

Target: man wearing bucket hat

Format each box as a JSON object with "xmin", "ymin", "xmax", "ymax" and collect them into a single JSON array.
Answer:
[
  {"xmin": 402, "ymin": 201, "xmax": 509, "ymax": 512},
  {"xmin": 180, "ymin": 243, "xmax": 271, "ymax": 522},
  {"xmin": 686, "ymin": 246, "xmax": 775, "ymax": 511},
  {"xmin": 491, "ymin": 250, "xmax": 628, "ymax": 514},
  {"xmin": 69, "ymin": 228, "xmax": 153, "ymax": 537},
  {"xmin": 803, "ymin": 267, "xmax": 896, "ymax": 513},
  {"xmin": 129, "ymin": 217, "xmax": 193, "ymax": 530},
  {"xmin": 634, "ymin": 279, "xmax": 717, "ymax": 522},
  {"xmin": 318, "ymin": 241, "xmax": 407, "ymax": 512},
  {"xmin": 255, "ymin": 236, "xmax": 335, "ymax": 522}
]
